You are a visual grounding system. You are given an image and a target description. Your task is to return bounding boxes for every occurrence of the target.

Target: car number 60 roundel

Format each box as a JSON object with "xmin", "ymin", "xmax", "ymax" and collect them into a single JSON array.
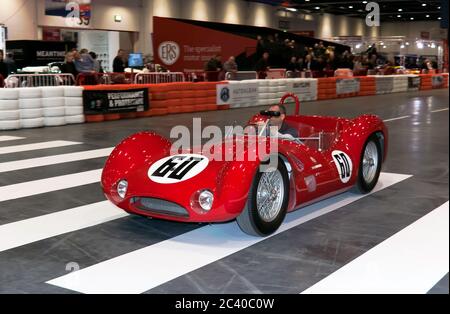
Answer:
[
  {"xmin": 332, "ymin": 150, "xmax": 353, "ymax": 184},
  {"xmin": 148, "ymin": 154, "xmax": 209, "ymax": 184}
]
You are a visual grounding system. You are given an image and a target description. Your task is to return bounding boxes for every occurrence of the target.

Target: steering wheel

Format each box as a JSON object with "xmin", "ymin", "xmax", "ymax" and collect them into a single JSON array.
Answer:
[{"xmin": 279, "ymin": 93, "xmax": 300, "ymax": 116}]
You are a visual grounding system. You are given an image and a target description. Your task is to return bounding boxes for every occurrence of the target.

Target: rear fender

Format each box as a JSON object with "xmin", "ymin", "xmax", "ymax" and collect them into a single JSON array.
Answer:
[{"xmin": 336, "ymin": 115, "xmax": 388, "ymax": 173}]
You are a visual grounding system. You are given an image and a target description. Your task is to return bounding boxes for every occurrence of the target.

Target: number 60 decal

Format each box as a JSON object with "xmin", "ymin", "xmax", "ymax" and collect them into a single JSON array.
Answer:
[
  {"xmin": 332, "ymin": 150, "xmax": 353, "ymax": 184},
  {"xmin": 148, "ymin": 154, "xmax": 209, "ymax": 184}
]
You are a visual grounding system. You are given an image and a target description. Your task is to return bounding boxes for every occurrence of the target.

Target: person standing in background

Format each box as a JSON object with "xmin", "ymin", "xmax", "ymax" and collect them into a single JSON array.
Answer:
[
  {"xmin": 89, "ymin": 52, "xmax": 104, "ymax": 73},
  {"xmin": 74, "ymin": 49, "xmax": 95, "ymax": 73},
  {"xmin": 113, "ymin": 49, "xmax": 127, "ymax": 73},
  {"xmin": 4, "ymin": 53, "xmax": 17, "ymax": 75},
  {"xmin": 0, "ymin": 50, "xmax": 8, "ymax": 80},
  {"xmin": 59, "ymin": 51, "xmax": 78, "ymax": 78}
]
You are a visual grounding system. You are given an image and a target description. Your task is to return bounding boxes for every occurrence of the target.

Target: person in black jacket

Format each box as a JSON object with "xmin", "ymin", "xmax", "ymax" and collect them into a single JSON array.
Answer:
[
  {"xmin": 0, "ymin": 50, "xmax": 8, "ymax": 80},
  {"xmin": 59, "ymin": 52, "xmax": 79, "ymax": 78},
  {"xmin": 113, "ymin": 49, "xmax": 127, "ymax": 73},
  {"xmin": 286, "ymin": 56, "xmax": 300, "ymax": 72}
]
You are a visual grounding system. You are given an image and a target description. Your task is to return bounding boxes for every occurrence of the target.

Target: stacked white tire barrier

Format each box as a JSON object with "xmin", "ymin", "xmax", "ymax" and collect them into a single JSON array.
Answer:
[
  {"xmin": 18, "ymin": 88, "xmax": 44, "ymax": 128},
  {"xmin": 42, "ymin": 87, "xmax": 66, "ymax": 127},
  {"xmin": 0, "ymin": 89, "xmax": 20, "ymax": 130},
  {"xmin": 64, "ymin": 86, "xmax": 85, "ymax": 124}
]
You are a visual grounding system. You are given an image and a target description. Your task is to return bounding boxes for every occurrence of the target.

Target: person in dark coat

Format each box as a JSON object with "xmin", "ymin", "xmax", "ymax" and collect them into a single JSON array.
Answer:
[
  {"xmin": 59, "ymin": 52, "xmax": 79, "ymax": 78},
  {"xmin": 0, "ymin": 50, "xmax": 8, "ymax": 80},
  {"xmin": 113, "ymin": 49, "xmax": 127, "ymax": 73}
]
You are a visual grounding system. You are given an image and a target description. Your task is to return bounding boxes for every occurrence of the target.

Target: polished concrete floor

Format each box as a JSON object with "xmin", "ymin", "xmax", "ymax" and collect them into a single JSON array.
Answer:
[{"xmin": 0, "ymin": 89, "xmax": 448, "ymax": 294}]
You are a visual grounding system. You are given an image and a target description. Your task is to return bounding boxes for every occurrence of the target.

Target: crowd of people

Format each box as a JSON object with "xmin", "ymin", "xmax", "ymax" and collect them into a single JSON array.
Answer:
[
  {"xmin": 58, "ymin": 48, "xmax": 130, "ymax": 78},
  {"xmin": 254, "ymin": 35, "xmax": 387, "ymax": 75}
]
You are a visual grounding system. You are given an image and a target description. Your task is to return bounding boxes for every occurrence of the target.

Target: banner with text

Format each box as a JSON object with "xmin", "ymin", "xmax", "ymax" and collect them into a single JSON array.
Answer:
[
  {"xmin": 288, "ymin": 81, "xmax": 316, "ymax": 99},
  {"xmin": 153, "ymin": 17, "xmax": 257, "ymax": 73},
  {"xmin": 83, "ymin": 88, "xmax": 149, "ymax": 114},
  {"xmin": 217, "ymin": 83, "xmax": 259, "ymax": 106},
  {"xmin": 336, "ymin": 78, "xmax": 361, "ymax": 94}
]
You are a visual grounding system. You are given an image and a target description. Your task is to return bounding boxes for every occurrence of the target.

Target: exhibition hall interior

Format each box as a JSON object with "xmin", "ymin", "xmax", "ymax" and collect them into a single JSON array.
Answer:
[{"xmin": 0, "ymin": 0, "xmax": 448, "ymax": 297}]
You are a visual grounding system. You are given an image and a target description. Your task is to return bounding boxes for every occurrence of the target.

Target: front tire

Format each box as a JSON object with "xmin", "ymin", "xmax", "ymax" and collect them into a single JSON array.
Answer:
[
  {"xmin": 237, "ymin": 158, "xmax": 289, "ymax": 236},
  {"xmin": 357, "ymin": 134, "xmax": 382, "ymax": 193}
]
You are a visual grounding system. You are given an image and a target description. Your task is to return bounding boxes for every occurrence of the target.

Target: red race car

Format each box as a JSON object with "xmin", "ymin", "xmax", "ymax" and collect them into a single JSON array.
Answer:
[{"xmin": 101, "ymin": 94, "xmax": 388, "ymax": 236}]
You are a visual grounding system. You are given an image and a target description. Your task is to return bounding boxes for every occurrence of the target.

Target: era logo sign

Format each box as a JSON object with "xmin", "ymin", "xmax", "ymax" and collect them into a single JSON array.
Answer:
[
  {"xmin": 365, "ymin": 2, "xmax": 380, "ymax": 27},
  {"xmin": 148, "ymin": 154, "xmax": 209, "ymax": 184},
  {"xmin": 332, "ymin": 151, "xmax": 353, "ymax": 184},
  {"xmin": 158, "ymin": 41, "xmax": 180, "ymax": 66}
]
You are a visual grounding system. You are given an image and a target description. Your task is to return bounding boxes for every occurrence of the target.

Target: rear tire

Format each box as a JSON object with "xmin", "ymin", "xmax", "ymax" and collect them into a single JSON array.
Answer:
[
  {"xmin": 357, "ymin": 134, "xmax": 382, "ymax": 193},
  {"xmin": 237, "ymin": 158, "xmax": 289, "ymax": 236}
]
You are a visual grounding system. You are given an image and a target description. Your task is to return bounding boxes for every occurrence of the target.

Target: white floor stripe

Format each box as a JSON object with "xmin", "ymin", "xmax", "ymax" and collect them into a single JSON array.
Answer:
[
  {"xmin": 383, "ymin": 115, "xmax": 410, "ymax": 122},
  {"xmin": 0, "ymin": 201, "xmax": 128, "ymax": 253},
  {"xmin": 302, "ymin": 201, "xmax": 449, "ymax": 294},
  {"xmin": 0, "ymin": 148, "xmax": 114, "ymax": 173},
  {"xmin": 0, "ymin": 140, "xmax": 81, "ymax": 155},
  {"xmin": 0, "ymin": 169, "xmax": 102, "ymax": 202},
  {"xmin": 0, "ymin": 136, "xmax": 25, "ymax": 142},
  {"xmin": 47, "ymin": 172, "xmax": 411, "ymax": 294},
  {"xmin": 431, "ymin": 108, "xmax": 449, "ymax": 113}
]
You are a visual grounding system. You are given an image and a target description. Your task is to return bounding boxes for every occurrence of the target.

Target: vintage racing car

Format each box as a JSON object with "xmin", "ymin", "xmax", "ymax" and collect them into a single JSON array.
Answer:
[{"xmin": 101, "ymin": 94, "xmax": 388, "ymax": 236}]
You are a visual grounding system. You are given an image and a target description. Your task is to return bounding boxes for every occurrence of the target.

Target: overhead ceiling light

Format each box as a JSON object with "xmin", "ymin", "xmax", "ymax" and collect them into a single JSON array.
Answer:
[
  {"xmin": 397, "ymin": 14, "xmax": 402, "ymax": 17},
  {"xmin": 355, "ymin": 44, "xmax": 362, "ymax": 49},
  {"xmin": 349, "ymin": 5, "xmax": 353, "ymax": 8},
  {"xmin": 315, "ymin": 6, "xmax": 320, "ymax": 10},
  {"xmin": 305, "ymin": 0, "xmax": 310, "ymax": 2},
  {"xmin": 438, "ymin": 17, "xmax": 442, "ymax": 20},
  {"xmin": 362, "ymin": 1, "xmax": 368, "ymax": 3},
  {"xmin": 286, "ymin": 7, "xmax": 297, "ymax": 12},
  {"xmin": 426, "ymin": 14, "xmax": 430, "ymax": 17},
  {"xmin": 400, "ymin": 44, "xmax": 405, "ymax": 49},
  {"xmin": 398, "ymin": 8, "xmax": 403, "ymax": 12},
  {"xmin": 417, "ymin": 42, "xmax": 424, "ymax": 49},
  {"xmin": 406, "ymin": 42, "xmax": 410, "ymax": 45},
  {"xmin": 410, "ymin": 17, "xmax": 414, "ymax": 20},
  {"xmin": 383, "ymin": 45, "xmax": 387, "ymax": 49},
  {"xmin": 422, "ymin": 3, "xmax": 427, "ymax": 6},
  {"xmin": 438, "ymin": 6, "xmax": 441, "ymax": 9}
]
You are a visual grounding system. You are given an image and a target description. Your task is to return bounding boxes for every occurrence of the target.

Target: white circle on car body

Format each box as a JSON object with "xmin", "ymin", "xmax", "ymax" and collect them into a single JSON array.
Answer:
[
  {"xmin": 148, "ymin": 154, "xmax": 209, "ymax": 184},
  {"xmin": 332, "ymin": 150, "xmax": 353, "ymax": 184}
]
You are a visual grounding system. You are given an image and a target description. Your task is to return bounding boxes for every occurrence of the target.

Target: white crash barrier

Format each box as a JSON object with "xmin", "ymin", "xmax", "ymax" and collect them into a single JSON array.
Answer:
[
  {"xmin": 0, "ymin": 88, "xmax": 20, "ymax": 130},
  {"xmin": 220, "ymin": 78, "xmax": 318, "ymax": 109},
  {"xmin": 0, "ymin": 86, "xmax": 84, "ymax": 130},
  {"xmin": 64, "ymin": 86, "xmax": 85, "ymax": 125},
  {"xmin": 371, "ymin": 74, "xmax": 412, "ymax": 94},
  {"xmin": 18, "ymin": 88, "xmax": 43, "ymax": 128}
]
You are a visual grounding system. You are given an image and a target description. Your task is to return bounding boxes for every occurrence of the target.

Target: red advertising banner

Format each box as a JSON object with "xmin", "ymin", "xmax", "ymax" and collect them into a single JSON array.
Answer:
[{"xmin": 153, "ymin": 17, "xmax": 257, "ymax": 72}]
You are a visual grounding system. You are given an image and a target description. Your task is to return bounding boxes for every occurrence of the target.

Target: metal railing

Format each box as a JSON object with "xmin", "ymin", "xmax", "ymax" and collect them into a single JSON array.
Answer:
[
  {"xmin": 134, "ymin": 72, "xmax": 185, "ymax": 84},
  {"xmin": 4, "ymin": 73, "xmax": 76, "ymax": 88},
  {"xmin": 225, "ymin": 71, "xmax": 258, "ymax": 81}
]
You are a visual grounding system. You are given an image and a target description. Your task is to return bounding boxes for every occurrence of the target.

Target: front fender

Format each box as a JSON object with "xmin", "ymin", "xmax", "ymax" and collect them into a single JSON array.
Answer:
[{"xmin": 101, "ymin": 132, "xmax": 172, "ymax": 203}]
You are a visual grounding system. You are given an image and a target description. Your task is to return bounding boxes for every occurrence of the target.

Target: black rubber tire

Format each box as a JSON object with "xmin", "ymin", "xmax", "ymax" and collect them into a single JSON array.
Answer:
[
  {"xmin": 356, "ymin": 134, "xmax": 383, "ymax": 194},
  {"xmin": 236, "ymin": 158, "xmax": 290, "ymax": 236}
]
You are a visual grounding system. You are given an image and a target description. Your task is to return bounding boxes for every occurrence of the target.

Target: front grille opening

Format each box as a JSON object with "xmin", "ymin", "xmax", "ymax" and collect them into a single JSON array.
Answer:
[{"xmin": 130, "ymin": 197, "xmax": 190, "ymax": 218}]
